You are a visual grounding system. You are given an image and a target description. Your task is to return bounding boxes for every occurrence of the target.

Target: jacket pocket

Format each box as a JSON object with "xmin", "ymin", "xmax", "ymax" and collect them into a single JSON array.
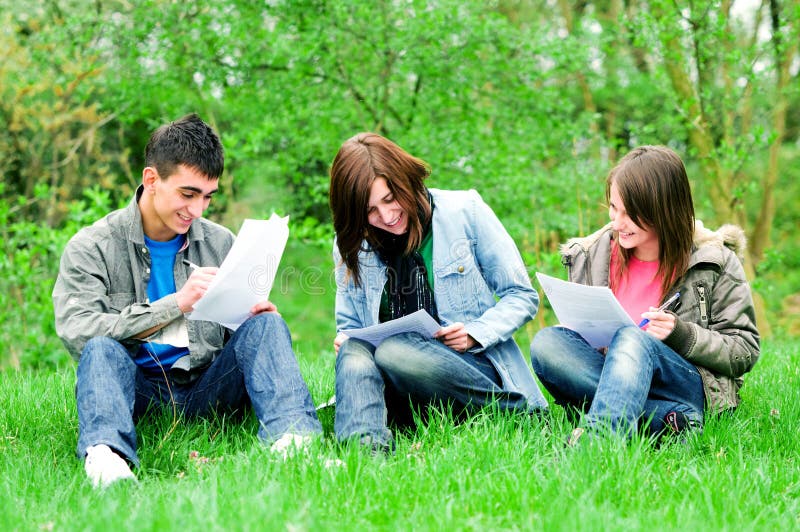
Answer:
[
  {"xmin": 108, "ymin": 293, "xmax": 135, "ymax": 312},
  {"xmin": 435, "ymin": 248, "xmax": 492, "ymax": 317}
]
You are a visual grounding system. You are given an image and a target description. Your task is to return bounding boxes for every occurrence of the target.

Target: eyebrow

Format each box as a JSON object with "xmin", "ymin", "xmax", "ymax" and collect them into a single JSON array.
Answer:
[{"xmin": 180, "ymin": 186, "xmax": 218, "ymax": 195}]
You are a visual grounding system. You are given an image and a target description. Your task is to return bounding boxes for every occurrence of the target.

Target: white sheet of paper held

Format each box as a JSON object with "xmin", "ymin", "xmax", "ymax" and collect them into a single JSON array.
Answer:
[
  {"xmin": 189, "ymin": 215, "xmax": 289, "ymax": 330},
  {"xmin": 343, "ymin": 309, "xmax": 441, "ymax": 347},
  {"xmin": 535, "ymin": 272, "xmax": 635, "ymax": 348}
]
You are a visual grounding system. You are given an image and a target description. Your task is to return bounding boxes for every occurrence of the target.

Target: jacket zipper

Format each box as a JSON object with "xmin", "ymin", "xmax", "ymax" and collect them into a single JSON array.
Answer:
[{"xmin": 697, "ymin": 283, "xmax": 708, "ymax": 325}]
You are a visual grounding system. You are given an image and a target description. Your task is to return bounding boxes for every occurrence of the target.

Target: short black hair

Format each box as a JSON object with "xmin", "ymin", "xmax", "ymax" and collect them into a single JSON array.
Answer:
[{"xmin": 144, "ymin": 113, "xmax": 224, "ymax": 180}]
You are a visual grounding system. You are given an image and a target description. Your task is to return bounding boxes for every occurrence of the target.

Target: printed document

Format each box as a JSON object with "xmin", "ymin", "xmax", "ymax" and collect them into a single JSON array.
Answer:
[
  {"xmin": 343, "ymin": 309, "xmax": 441, "ymax": 347},
  {"xmin": 189, "ymin": 215, "xmax": 289, "ymax": 330},
  {"xmin": 535, "ymin": 272, "xmax": 635, "ymax": 348}
]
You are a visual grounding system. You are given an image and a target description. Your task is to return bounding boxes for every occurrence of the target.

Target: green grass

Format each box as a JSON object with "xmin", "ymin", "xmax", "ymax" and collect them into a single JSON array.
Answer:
[{"xmin": 1, "ymin": 338, "xmax": 798, "ymax": 530}]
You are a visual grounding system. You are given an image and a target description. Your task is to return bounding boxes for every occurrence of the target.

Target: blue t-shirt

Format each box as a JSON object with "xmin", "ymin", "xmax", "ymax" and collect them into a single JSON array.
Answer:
[{"xmin": 135, "ymin": 234, "xmax": 190, "ymax": 373}]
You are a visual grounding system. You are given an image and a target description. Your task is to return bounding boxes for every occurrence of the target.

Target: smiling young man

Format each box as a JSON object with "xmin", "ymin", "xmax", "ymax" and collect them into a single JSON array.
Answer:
[{"xmin": 53, "ymin": 114, "xmax": 321, "ymax": 488}]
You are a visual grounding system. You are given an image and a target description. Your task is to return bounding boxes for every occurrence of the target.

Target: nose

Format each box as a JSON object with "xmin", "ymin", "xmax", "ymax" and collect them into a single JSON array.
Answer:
[
  {"xmin": 609, "ymin": 209, "xmax": 622, "ymax": 227},
  {"xmin": 378, "ymin": 205, "xmax": 393, "ymax": 224},
  {"xmin": 187, "ymin": 197, "xmax": 205, "ymax": 218}
]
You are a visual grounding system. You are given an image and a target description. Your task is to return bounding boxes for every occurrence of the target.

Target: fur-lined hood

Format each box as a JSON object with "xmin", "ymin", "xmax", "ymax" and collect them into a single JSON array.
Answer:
[{"xmin": 692, "ymin": 220, "xmax": 747, "ymax": 261}]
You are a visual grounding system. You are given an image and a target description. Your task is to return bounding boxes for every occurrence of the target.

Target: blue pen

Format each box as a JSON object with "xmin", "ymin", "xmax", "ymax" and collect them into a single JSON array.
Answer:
[{"xmin": 638, "ymin": 292, "xmax": 680, "ymax": 328}]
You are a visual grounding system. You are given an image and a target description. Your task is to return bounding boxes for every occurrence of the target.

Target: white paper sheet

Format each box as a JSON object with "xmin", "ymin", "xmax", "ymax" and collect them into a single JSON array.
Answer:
[
  {"xmin": 188, "ymin": 215, "xmax": 289, "ymax": 330},
  {"xmin": 343, "ymin": 309, "xmax": 441, "ymax": 348},
  {"xmin": 535, "ymin": 272, "xmax": 635, "ymax": 348}
]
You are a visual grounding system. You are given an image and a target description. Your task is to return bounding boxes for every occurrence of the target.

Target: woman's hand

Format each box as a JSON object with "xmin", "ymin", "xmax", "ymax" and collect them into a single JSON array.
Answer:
[
  {"xmin": 641, "ymin": 309, "xmax": 677, "ymax": 341},
  {"xmin": 434, "ymin": 322, "xmax": 477, "ymax": 353},
  {"xmin": 333, "ymin": 332, "xmax": 349, "ymax": 355}
]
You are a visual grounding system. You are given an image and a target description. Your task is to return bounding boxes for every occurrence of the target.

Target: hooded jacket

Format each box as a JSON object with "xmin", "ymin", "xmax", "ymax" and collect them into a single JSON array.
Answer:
[{"xmin": 560, "ymin": 221, "xmax": 760, "ymax": 411}]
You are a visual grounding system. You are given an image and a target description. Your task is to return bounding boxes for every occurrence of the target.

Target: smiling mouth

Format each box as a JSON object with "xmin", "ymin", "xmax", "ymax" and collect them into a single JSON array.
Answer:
[
  {"xmin": 178, "ymin": 213, "xmax": 192, "ymax": 223},
  {"xmin": 385, "ymin": 214, "xmax": 401, "ymax": 227}
]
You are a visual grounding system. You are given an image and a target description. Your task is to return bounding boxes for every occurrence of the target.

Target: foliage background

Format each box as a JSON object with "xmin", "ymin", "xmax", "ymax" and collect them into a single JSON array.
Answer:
[
  {"xmin": 2, "ymin": 2, "xmax": 800, "ymax": 530},
  {"xmin": 1, "ymin": 0, "xmax": 798, "ymax": 373}
]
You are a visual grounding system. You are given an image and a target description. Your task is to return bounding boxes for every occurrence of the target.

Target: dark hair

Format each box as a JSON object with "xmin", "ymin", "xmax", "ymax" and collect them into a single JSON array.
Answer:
[
  {"xmin": 144, "ymin": 113, "xmax": 224, "ymax": 180},
  {"xmin": 329, "ymin": 133, "xmax": 431, "ymax": 286},
  {"xmin": 606, "ymin": 145, "xmax": 695, "ymax": 296}
]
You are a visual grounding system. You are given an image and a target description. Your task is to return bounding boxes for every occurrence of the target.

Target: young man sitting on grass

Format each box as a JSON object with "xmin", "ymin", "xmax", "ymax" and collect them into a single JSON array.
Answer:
[{"xmin": 52, "ymin": 113, "xmax": 322, "ymax": 488}]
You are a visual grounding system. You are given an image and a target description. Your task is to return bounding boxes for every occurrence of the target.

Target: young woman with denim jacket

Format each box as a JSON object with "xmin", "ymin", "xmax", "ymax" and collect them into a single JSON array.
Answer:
[
  {"xmin": 329, "ymin": 133, "xmax": 547, "ymax": 451},
  {"xmin": 530, "ymin": 146, "xmax": 760, "ymax": 444}
]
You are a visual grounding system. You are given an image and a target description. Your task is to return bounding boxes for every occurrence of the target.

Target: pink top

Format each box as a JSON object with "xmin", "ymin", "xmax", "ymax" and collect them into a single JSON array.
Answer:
[{"xmin": 610, "ymin": 243, "xmax": 664, "ymax": 324}]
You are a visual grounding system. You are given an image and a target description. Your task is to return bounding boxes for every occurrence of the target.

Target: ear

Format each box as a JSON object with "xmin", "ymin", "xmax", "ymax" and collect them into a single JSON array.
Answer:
[{"xmin": 142, "ymin": 167, "xmax": 159, "ymax": 193}]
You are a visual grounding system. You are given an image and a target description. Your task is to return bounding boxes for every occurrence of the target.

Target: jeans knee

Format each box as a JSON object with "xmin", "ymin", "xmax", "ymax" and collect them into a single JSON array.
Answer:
[
  {"xmin": 233, "ymin": 313, "xmax": 292, "ymax": 361},
  {"xmin": 530, "ymin": 327, "xmax": 569, "ymax": 372},
  {"xmin": 240, "ymin": 312, "xmax": 288, "ymax": 338},
  {"xmin": 608, "ymin": 326, "xmax": 652, "ymax": 361},
  {"xmin": 373, "ymin": 335, "xmax": 410, "ymax": 372},
  {"xmin": 375, "ymin": 336, "xmax": 434, "ymax": 383},
  {"xmin": 80, "ymin": 337, "xmax": 133, "ymax": 371},
  {"xmin": 336, "ymin": 339, "xmax": 377, "ymax": 376},
  {"xmin": 614, "ymin": 325, "xmax": 646, "ymax": 344}
]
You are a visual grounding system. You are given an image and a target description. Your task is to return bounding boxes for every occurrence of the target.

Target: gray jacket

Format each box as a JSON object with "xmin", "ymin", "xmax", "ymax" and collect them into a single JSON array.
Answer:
[
  {"xmin": 560, "ymin": 221, "xmax": 760, "ymax": 412},
  {"xmin": 52, "ymin": 187, "xmax": 234, "ymax": 380}
]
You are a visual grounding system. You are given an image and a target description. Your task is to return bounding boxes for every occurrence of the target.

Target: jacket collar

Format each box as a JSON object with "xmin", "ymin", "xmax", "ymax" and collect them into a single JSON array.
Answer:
[{"xmin": 561, "ymin": 223, "xmax": 613, "ymax": 258}]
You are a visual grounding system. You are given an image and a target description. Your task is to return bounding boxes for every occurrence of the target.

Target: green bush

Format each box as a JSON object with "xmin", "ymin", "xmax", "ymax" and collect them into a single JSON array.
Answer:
[{"xmin": 0, "ymin": 185, "xmax": 116, "ymax": 369}]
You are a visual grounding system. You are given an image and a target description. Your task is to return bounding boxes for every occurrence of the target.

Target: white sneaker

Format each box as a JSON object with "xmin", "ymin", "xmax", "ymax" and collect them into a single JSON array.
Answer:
[
  {"xmin": 269, "ymin": 433, "xmax": 314, "ymax": 460},
  {"xmin": 84, "ymin": 444, "xmax": 136, "ymax": 488}
]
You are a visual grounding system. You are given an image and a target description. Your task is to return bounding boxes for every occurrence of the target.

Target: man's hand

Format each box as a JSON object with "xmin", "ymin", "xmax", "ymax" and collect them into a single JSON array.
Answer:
[
  {"xmin": 434, "ymin": 322, "xmax": 477, "ymax": 353},
  {"xmin": 250, "ymin": 300, "xmax": 280, "ymax": 316},
  {"xmin": 175, "ymin": 267, "xmax": 218, "ymax": 313}
]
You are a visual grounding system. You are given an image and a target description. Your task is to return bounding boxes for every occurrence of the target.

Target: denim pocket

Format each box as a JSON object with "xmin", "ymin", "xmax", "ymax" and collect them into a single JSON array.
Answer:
[{"xmin": 435, "ymin": 249, "xmax": 490, "ymax": 316}]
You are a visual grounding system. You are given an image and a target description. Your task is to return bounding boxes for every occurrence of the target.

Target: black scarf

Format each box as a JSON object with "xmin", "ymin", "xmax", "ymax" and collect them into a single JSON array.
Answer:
[{"xmin": 372, "ymin": 194, "xmax": 438, "ymax": 322}]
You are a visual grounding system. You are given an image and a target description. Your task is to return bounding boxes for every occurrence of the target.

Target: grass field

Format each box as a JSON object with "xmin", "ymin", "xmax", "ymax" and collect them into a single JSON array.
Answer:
[
  {"xmin": 2, "ymin": 239, "xmax": 798, "ymax": 530},
  {"xmin": 1, "ymin": 333, "xmax": 797, "ymax": 530}
]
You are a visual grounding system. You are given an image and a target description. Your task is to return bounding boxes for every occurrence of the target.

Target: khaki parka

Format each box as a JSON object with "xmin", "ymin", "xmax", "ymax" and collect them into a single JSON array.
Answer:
[{"xmin": 560, "ymin": 221, "xmax": 760, "ymax": 412}]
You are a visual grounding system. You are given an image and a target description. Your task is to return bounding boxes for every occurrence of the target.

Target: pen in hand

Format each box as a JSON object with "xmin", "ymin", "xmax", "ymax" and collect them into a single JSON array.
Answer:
[
  {"xmin": 638, "ymin": 292, "xmax": 681, "ymax": 328},
  {"xmin": 182, "ymin": 259, "xmax": 200, "ymax": 270}
]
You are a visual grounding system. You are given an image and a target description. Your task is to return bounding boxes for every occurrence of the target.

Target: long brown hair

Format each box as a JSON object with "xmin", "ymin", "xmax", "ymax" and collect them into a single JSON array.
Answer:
[
  {"xmin": 606, "ymin": 145, "xmax": 695, "ymax": 297},
  {"xmin": 329, "ymin": 133, "xmax": 432, "ymax": 286}
]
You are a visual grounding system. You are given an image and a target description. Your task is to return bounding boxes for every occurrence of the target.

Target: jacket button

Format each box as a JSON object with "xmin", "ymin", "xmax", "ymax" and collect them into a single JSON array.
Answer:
[{"xmin": 458, "ymin": 265, "xmax": 464, "ymax": 273}]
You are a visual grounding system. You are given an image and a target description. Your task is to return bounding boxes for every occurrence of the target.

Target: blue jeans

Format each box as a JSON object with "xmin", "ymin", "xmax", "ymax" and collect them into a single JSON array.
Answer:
[
  {"xmin": 334, "ymin": 333, "xmax": 531, "ymax": 446},
  {"xmin": 76, "ymin": 313, "xmax": 322, "ymax": 466},
  {"xmin": 530, "ymin": 325, "xmax": 705, "ymax": 436}
]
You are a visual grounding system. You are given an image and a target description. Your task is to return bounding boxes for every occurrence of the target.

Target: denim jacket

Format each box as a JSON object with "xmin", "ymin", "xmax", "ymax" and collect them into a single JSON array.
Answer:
[
  {"xmin": 52, "ymin": 187, "xmax": 234, "ymax": 380},
  {"xmin": 334, "ymin": 189, "xmax": 547, "ymax": 409},
  {"xmin": 561, "ymin": 221, "xmax": 760, "ymax": 411}
]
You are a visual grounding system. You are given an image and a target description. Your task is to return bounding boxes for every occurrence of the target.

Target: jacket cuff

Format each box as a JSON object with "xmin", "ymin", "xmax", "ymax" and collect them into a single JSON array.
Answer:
[
  {"xmin": 464, "ymin": 321, "xmax": 497, "ymax": 353},
  {"xmin": 664, "ymin": 313, "xmax": 695, "ymax": 356},
  {"xmin": 150, "ymin": 294, "xmax": 184, "ymax": 325}
]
